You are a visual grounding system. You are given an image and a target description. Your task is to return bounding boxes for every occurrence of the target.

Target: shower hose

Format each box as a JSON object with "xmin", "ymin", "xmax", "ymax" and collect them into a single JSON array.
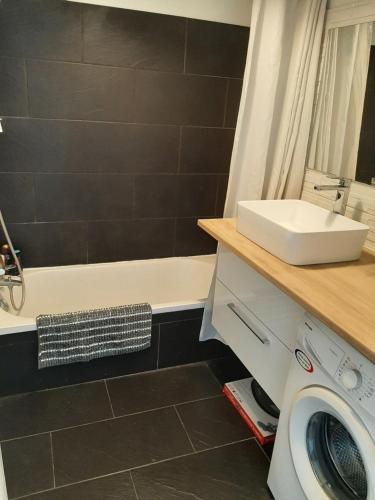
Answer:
[{"xmin": 0, "ymin": 210, "xmax": 25, "ymax": 314}]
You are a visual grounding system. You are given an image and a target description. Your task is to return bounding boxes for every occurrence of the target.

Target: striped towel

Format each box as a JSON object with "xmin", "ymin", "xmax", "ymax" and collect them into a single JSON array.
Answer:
[{"xmin": 37, "ymin": 303, "xmax": 152, "ymax": 369}]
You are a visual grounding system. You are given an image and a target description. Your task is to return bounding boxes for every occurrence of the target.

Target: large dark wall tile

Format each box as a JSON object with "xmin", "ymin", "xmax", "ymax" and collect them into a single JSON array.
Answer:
[
  {"xmin": 135, "ymin": 71, "xmax": 227, "ymax": 126},
  {"xmin": 0, "ymin": 119, "xmax": 179, "ymax": 174},
  {"xmin": 0, "ymin": 174, "xmax": 35, "ymax": 223},
  {"xmin": 186, "ymin": 19, "xmax": 249, "ymax": 78},
  {"xmin": 88, "ymin": 218, "xmax": 175, "ymax": 263},
  {"xmin": 83, "ymin": 6, "xmax": 185, "ymax": 72},
  {"xmin": 0, "ymin": 0, "xmax": 82, "ymax": 61},
  {"xmin": 0, "ymin": 1, "xmax": 248, "ymax": 266},
  {"xmin": 178, "ymin": 175, "xmax": 218, "ymax": 217},
  {"xmin": 159, "ymin": 318, "xmax": 231, "ymax": 368},
  {"xmin": 0, "ymin": 57, "xmax": 28, "ymax": 116},
  {"xmin": 2, "ymin": 434, "xmax": 54, "ymax": 499},
  {"xmin": 175, "ymin": 217, "xmax": 217, "ymax": 256},
  {"xmin": 181, "ymin": 127, "xmax": 235, "ymax": 174},
  {"xmin": 225, "ymin": 79, "xmax": 243, "ymax": 128},
  {"xmin": 5, "ymin": 222, "xmax": 87, "ymax": 267},
  {"xmin": 35, "ymin": 174, "xmax": 133, "ymax": 221},
  {"xmin": 28, "ymin": 60, "xmax": 136, "ymax": 121}
]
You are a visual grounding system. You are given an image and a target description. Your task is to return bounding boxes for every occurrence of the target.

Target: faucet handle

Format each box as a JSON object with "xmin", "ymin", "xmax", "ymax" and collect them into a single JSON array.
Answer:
[{"xmin": 326, "ymin": 175, "xmax": 352, "ymax": 188}]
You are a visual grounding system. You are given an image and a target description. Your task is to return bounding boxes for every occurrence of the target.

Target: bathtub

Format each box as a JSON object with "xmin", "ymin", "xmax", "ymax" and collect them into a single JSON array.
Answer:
[{"xmin": 0, "ymin": 254, "xmax": 215, "ymax": 336}]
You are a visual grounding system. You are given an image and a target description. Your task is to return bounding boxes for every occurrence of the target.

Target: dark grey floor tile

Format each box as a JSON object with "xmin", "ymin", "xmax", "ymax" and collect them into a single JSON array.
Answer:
[
  {"xmin": 24, "ymin": 472, "xmax": 136, "ymax": 500},
  {"xmin": 52, "ymin": 407, "xmax": 193, "ymax": 486},
  {"xmin": 180, "ymin": 127, "xmax": 235, "ymax": 174},
  {"xmin": 2, "ymin": 433, "xmax": 53, "ymax": 499},
  {"xmin": 0, "ymin": 174, "xmax": 35, "ymax": 223},
  {"xmin": 175, "ymin": 217, "xmax": 217, "ymax": 257},
  {"xmin": 35, "ymin": 173, "xmax": 133, "ymax": 222},
  {"xmin": 2, "ymin": 221, "xmax": 87, "ymax": 268},
  {"xmin": 0, "ymin": 118, "xmax": 179, "ymax": 174},
  {"xmin": 0, "ymin": 0, "xmax": 82, "ymax": 61},
  {"xmin": 225, "ymin": 79, "xmax": 243, "ymax": 128},
  {"xmin": 0, "ymin": 57, "xmax": 28, "ymax": 116},
  {"xmin": 88, "ymin": 219, "xmax": 175, "ymax": 263},
  {"xmin": 176, "ymin": 396, "xmax": 251, "ymax": 451},
  {"xmin": 83, "ymin": 6, "xmax": 185, "ymax": 72},
  {"xmin": 0, "ymin": 381, "xmax": 112, "ymax": 440},
  {"xmin": 107, "ymin": 364, "xmax": 221, "ymax": 416},
  {"xmin": 132, "ymin": 440, "xmax": 271, "ymax": 500},
  {"xmin": 135, "ymin": 71, "xmax": 227, "ymax": 126},
  {"xmin": 186, "ymin": 20, "xmax": 249, "ymax": 78},
  {"xmin": 28, "ymin": 60, "xmax": 135, "ymax": 121},
  {"xmin": 158, "ymin": 320, "xmax": 231, "ymax": 368}
]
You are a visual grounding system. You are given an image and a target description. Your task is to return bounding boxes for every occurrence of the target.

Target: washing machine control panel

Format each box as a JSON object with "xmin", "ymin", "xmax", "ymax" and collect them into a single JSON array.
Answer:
[
  {"xmin": 336, "ymin": 356, "xmax": 375, "ymax": 414},
  {"xmin": 302, "ymin": 315, "xmax": 375, "ymax": 416}
]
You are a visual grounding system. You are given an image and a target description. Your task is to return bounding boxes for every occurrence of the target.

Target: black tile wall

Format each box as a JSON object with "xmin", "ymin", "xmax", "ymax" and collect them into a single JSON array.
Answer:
[
  {"xmin": 0, "ymin": 0, "xmax": 82, "ymax": 61},
  {"xmin": 0, "ymin": 57, "xmax": 28, "ymax": 116},
  {"xmin": 0, "ymin": 0, "xmax": 248, "ymax": 267},
  {"xmin": 83, "ymin": 6, "xmax": 186, "ymax": 72},
  {"xmin": 186, "ymin": 19, "xmax": 249, "ymax": 78}
]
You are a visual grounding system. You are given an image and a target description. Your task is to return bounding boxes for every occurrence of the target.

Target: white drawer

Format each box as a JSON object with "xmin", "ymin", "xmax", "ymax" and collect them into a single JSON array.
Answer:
[
  {"xmin": 217, "ymin": 246, "xmax": 304, "ymax": 350},
  {"xmin": 212, "ymin": 278, "xmax": 292, "ymax": 408}
]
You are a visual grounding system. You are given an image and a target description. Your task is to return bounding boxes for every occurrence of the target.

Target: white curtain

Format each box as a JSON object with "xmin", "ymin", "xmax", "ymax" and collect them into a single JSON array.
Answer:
[
  {"xmin": 200, "ymin": 0, "xmax": 327, "ymax": 341},
  {"xmin": 307, "ymin": 23, "xmax": 373, "ymax": 179}
]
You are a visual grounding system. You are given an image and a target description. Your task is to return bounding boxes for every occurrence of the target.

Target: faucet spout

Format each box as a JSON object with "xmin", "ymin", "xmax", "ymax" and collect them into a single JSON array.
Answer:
[{"xmin": 313, "ymin": 177, "xmax": 351, "ymax": 215}]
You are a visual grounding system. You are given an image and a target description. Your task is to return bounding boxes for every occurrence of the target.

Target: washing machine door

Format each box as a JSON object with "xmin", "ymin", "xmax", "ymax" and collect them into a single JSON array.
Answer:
[{"xmin": 289, "ymin": 386, "xmax": 375, "ymax": 500}]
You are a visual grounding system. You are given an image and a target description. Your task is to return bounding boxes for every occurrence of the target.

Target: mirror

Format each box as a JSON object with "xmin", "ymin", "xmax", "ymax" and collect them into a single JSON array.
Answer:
[{"xmin": 306, "ymin": 21, "xmax": 375, "ymax": 186}]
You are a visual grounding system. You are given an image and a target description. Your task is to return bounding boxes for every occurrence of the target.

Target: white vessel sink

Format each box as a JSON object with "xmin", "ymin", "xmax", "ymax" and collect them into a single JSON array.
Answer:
[{"xmin": 237, "ymin": 200, "xmax": 369, "ymax": 265}]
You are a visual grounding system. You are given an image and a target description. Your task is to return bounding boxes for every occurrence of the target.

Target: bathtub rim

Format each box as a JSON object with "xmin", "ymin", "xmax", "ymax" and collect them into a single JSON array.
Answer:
[{"xmin": 0, "ymin": 254, "xmax": 214, "ymax": 336}]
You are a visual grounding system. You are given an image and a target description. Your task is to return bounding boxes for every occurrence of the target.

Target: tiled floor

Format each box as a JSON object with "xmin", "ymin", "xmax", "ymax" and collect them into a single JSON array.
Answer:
[{"xmin": 0, "ymin": 362, "xmax": 272, "ymax": 499}]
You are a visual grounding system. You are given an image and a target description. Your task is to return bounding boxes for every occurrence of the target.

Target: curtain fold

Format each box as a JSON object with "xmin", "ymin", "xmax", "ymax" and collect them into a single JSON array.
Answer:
[
  {"xmin": 200, "ymin": 0, "xmax": 327, "ymax": 342},
  {"xmin": 307, "ymin": 23, "xmax": 373, "ymax": 179}
]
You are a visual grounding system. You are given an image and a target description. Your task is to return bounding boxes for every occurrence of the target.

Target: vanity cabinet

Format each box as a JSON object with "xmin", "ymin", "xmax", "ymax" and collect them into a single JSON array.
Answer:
[{"xmin": 212, "ymin": 246, "xmax": 305, "ymax": 407}]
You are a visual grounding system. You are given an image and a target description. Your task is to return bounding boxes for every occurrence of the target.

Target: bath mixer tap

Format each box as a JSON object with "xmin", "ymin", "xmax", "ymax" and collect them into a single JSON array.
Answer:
[
  {"xmin": 0, "ymin": 255, "xmax": 22, "ymax": 288},
  {"xmin": 314, "ymin": 177, "xmax": 351, "ymax": 215}
]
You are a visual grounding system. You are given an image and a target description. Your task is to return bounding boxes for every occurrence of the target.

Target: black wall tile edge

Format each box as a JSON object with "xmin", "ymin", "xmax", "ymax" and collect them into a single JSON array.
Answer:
[{"xmin": 0, "ymin": 307, "xmax": 234, "ymax": 397}]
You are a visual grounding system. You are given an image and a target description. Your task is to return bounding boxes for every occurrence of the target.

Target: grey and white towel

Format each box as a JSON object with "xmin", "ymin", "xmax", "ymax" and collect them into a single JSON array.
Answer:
[{"xmin": 37, "ymin": 303, "xmax": 152, "ymax": 369}]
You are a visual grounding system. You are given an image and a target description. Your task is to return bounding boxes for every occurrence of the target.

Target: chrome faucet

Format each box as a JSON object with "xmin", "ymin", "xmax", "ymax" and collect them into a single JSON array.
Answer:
[
  {"xmin": 0, "ymin": 254, "xmax": 22, "ymax": 289},
  {"xmin": 314, "ymin": 177, "xmax": 351, "ymax": 215}
]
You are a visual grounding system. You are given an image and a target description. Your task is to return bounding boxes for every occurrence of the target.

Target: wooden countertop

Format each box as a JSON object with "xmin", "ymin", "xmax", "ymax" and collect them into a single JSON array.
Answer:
[{"xmin": 198, "ymin": 218, "xmax": 375, "ymax": 363}]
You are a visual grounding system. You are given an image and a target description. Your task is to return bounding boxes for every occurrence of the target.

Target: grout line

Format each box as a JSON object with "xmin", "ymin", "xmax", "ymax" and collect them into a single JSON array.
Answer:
[
  {"xmin": 183, "ymin": 18, "xmax": 188, "ymax": 74},
  {"xmin": 15, "ymin": 54, "xmax": 243, "ymax": 81},
  {"xmin": 0, "ymin": 115, "xmax": 236, "ymax": 130},
  {"xmin": 12, "ymin": 437, "xmax": 254, "ymax": 500},
  {"xmin": 49, "ymin": 432, "xmax": 56, "ymax": 488},
  {"xmin": 23, "ymin": 59, "xmax": 31, "ymax": 118},
  {"xmin": 129, "ymin": 470, "xmax": 140, "ymax": 500},
  {"xmin": 222, "ymin": 79, "xmax": 230, "ymax": 127},
  {"xmin": 0, "ymin": 394, "xmax": 222, "ymax": 445},
  {"xmin": 254, "ymin": 438, "xmax": 272, "ymax": 463},
  {"xmin": 104, "ymin": 380, "xmax": 115, "ymax": 418},
  {"xmin": 173, "ymin": 405, "xmax": 196, "ymax": 452},
  {"xmin": 177, "ymin": 125, "xmax": 183, "ymax": 173},
  {"xmin": 156, "ymin": 323, "xmax": 161, "ymax": 369}
]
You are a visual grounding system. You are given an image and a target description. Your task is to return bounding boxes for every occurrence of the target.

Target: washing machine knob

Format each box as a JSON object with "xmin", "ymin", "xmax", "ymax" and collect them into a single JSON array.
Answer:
[{"xmin": 341, "ymin": 369, "xmax": 362, "ymax": 390}]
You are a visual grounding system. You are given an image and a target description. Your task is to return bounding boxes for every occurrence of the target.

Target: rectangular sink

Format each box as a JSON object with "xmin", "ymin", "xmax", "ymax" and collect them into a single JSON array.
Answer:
[{"xmin": 237, "ymin": 200, "xmax": 369, "ymax": 265}]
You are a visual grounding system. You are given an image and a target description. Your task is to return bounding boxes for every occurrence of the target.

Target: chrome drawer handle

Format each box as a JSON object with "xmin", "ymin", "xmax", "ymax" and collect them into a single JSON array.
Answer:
[{"xmin": 227, "ymin": 302, "xmax": 270, "ymax": 345}]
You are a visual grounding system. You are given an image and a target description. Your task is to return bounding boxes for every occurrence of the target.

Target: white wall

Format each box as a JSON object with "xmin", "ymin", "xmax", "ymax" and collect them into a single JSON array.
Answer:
[{"xmin": 66, "ymin": 0, "xmax": 252, "ymax": 26}]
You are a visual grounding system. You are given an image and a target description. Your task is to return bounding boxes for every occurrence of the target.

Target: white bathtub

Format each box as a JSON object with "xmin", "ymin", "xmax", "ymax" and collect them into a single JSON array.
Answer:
[{"xmin": 0, "ymin": 255, "xmax": 215, "ymax": 335}]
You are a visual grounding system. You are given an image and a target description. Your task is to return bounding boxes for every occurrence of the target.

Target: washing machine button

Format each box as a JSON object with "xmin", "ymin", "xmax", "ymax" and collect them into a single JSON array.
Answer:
[{"xmin": 341, "ymin": 369, "xmax": 362, "ymax": 390}]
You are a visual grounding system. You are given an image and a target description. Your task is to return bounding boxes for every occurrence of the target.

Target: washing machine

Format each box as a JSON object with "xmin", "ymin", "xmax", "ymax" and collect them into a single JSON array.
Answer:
[{"xmin": 268, "ymin": 313, "xmax": 375, "ymax": 500}]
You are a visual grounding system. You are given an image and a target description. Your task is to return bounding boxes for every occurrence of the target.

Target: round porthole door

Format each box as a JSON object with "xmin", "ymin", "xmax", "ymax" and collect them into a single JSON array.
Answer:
[{"xmin": 288, "ymin": 387, "xmax": 375, "ymax": 500}]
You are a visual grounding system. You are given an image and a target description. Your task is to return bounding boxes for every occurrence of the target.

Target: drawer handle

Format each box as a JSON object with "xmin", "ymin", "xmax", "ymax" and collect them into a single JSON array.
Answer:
[{"xmin": 227, "ymin": 303, "xmax": 270, "ymax": 345}]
